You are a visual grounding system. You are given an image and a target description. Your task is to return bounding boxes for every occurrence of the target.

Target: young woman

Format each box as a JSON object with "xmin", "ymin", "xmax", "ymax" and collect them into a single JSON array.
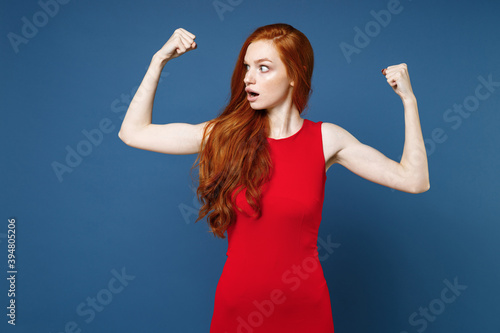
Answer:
[{"xmin": 119, "ymin": 23, "xmax": 429, "ymax": 333}]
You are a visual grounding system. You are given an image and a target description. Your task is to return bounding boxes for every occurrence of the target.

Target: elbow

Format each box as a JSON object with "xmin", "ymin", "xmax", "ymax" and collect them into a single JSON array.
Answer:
[
  {"xmin": 408, "ymin": 180, "xmax": 430, "ymax": 194},
  {"xmin": 118, "ymin": 130, "xmax": 133, "ymax": 146},
  {"xmin": 118, "ymin": 124, "xmax": 148, "ymax": 146}
]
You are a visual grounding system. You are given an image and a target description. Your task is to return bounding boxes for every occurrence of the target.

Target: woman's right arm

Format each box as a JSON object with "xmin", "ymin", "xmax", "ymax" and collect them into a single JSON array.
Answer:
[{"xmin": 118, "ymin": 28, "xmax": 210, "ymax": 155}]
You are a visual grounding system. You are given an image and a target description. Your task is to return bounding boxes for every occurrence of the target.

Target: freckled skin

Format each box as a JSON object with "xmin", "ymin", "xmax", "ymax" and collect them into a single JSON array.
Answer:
[{"xmin": 243, "ymin": 40, "xmax": 294, "ymax": 112}]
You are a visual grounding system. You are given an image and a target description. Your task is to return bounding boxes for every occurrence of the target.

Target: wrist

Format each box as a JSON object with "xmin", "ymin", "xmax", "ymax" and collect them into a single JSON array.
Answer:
[
  {"xmin": 152, "ymin": 52, "xmax": 169, "ymax": 67},
  {"xmin": 401, "ymin": 94, "xmax": 417, "ymax": 105}
]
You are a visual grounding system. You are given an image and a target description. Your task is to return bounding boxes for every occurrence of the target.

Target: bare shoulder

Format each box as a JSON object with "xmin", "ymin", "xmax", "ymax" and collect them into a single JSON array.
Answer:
[
  {"xmin": 321, "ymin": 122, "xmax": 346, "ymax": 142},
  {"xmin": 321, "ymin": 122, "xmax": 359, "ymax": 170}
]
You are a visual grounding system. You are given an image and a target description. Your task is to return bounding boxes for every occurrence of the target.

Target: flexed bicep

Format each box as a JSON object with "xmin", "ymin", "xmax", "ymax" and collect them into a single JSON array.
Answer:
[
  {"xmin": 120, "ymin": 121, "xmax": 212, "ymax": 155},
  {"xmin": 323, "ymin": 122, "xmax": 417, "ymax": 193}
]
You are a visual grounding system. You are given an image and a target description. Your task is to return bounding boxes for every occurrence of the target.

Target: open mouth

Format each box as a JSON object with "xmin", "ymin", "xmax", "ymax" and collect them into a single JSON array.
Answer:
[{"xmin": 246, "ymin": 88, "xmax": 260, "ymax": 101}]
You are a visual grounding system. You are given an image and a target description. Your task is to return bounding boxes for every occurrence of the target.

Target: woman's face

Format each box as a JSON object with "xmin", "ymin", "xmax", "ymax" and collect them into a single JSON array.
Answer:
[{"xmin": 243, "ymin": 40, "xmax": 294, "ymax": 111}]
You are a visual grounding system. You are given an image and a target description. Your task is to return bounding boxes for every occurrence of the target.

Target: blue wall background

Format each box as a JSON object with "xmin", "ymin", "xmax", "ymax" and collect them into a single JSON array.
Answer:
[{"xmin": 2, "ymin": 0, "xmax": 499, "ymax": 332}]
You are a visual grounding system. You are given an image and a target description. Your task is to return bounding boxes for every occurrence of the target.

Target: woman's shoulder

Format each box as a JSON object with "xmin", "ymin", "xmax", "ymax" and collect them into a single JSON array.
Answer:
[
  {"xmin": 315, "ymin": 120, "xmax": 354, "ymax": 149},
  {"xmin": 303, "ymin": 119, "xmax": 345, "ymax": 137}
]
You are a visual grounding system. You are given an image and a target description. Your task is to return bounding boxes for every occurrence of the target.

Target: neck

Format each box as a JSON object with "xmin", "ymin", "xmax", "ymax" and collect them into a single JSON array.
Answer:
[{"xmin": 266, "ymin": 102, "xmax": 302, "ymax": 139}]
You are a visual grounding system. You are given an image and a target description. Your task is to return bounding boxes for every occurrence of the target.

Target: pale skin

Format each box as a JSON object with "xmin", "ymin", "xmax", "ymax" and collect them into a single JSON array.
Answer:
[{"xmin": 119, "ymin": 28, "xmax": 430, "ymax": 194}]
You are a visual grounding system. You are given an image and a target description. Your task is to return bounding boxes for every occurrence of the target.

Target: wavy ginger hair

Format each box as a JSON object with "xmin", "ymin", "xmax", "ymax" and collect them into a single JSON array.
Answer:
[{"xmin": 192, "ymin": 23, "xmax": 314, "ymax": 238}]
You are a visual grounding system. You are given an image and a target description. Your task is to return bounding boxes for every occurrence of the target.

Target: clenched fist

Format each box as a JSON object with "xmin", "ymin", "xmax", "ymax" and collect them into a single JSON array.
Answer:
[
  {"xmin": 381, "ymin": 63, "xmax": 415, "ymax": 101},
  {"xmin": 156, "ymin": 28, "xmax": 197, "ymax": 62}
]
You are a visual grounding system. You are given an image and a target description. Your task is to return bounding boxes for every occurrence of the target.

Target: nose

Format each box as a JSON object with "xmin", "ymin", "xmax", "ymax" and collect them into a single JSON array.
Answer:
[{"xmin": 244, "ymin": 68, "xmax": 255, "ymax": 86}]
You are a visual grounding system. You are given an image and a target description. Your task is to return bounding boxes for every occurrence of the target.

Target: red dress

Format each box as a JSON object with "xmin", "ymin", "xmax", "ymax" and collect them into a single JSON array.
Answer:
[{"xmin": 210, "ymin": 119, "xmax": 334, "ymax": 332}]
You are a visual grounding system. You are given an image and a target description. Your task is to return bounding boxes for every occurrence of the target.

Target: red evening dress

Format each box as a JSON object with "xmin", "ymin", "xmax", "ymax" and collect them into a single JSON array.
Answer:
[{"xmin": 210, "ymin": 119, "xmax": 334, "ymax": 333}]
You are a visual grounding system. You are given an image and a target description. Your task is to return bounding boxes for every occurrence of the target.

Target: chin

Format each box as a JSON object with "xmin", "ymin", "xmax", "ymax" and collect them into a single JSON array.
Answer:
[{"xmin": 249, "ymin": 102, "xmax": 264, "ymax": 110}]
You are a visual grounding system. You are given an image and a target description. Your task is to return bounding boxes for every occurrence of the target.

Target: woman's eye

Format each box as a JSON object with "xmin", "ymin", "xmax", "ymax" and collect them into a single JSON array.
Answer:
[{"xmin": 244, "ymin": 64, "xmax": 269, "ymax": 72}]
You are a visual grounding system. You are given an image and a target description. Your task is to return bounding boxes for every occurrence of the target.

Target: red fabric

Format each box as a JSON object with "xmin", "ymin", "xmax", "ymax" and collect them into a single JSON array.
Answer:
[{"xmin": 210, "ymin": 119, "xmax": 334, "ymax": 333}]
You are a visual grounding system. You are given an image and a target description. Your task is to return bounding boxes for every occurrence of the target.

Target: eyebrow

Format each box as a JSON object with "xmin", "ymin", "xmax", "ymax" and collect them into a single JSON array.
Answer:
[{"xmin": 243, "ymin": 58, "xmax": 273, "ymax": 64}]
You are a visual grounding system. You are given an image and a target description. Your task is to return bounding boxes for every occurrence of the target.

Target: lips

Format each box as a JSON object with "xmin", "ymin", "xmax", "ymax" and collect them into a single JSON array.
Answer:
[
  {"xmin": 245, "ymin": 88, "xmax": 259, "ymax": 96},
  {"xmin": 245, "ymin": 87, "xmax": 260, "ymax": 102}
]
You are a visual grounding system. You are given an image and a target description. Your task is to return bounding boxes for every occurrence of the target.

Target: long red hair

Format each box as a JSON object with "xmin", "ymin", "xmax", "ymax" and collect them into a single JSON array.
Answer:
[{"xmin": 192, "ymin": 23, "xmax": 314, "ymax": 238}]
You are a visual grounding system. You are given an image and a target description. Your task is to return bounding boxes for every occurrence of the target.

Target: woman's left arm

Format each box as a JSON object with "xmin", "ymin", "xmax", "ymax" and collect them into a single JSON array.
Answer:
[{"xmin": 324, "ymin": 63, "xmax": 430, "ymax": 194}]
